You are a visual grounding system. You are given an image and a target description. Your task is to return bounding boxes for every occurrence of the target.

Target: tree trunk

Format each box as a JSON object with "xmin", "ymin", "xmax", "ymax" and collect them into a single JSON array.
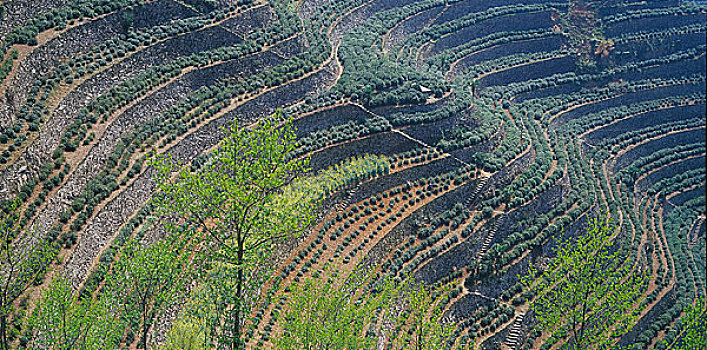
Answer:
[
  {"xmin": 233, "ymin": 246, "xmax": 244, "ymax": 350},
  {"xmin": 0, "ymin": 316, "xmax": 7, "ymax": 350},
  {"xmin": 417, "ymin": 323, "xmax": 422, "ymax": 350},
  {"xmin": 142, "ymin": 324, "xmax": 149, "ymax": 350},
  {"xmin": 142, "ymin": 305, "xmax": 149, "ymax": 350}
]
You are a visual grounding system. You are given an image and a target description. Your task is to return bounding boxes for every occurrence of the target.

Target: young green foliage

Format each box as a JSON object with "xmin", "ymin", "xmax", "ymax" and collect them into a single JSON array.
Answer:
[
  {"xmin": 28, "ymin": 276, "xmax": 121, "ymax": 350},
  {"xmin": 294, "ymin": 154, "xmax": 390, "ymax": 198},
  {"xmin": 275, "ymin": 270, "xmax": 387, "ymax": 350},
  {"xmin": 108, "ymin": 238, "xmax": 183, "ymax": 349},
  {"xmin": 161, "ymin": 316, "xmax": 211, "ymax": 350},
  {"xmin": 275, "ymin": 270, "xmax": 455, "ymax": 350},
  {"xmin": 521, "ymin": 215, "xmax": 647, "ymax": 349},
  {"xmin": 387, "ymin": 279, "xmax": 455, "ymax": 350},
  {"xmin": 152, "ymin": 111, "xmax": 317, "ymax": 349},
  {"xmin": 0, "ymin": 200, "xmax": 53, "ymax": 350},
  {"xmin": 161, "ymin": 278, "xmax": 234, "ymax": 350},
  {"xmin": 671, "ymin": 298, "xmax": 707, "ymax": 349}
]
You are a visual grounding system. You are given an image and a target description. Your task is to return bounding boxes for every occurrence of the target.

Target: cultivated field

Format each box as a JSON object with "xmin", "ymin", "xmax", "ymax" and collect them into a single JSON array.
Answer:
[{"xmin": 0, "ymin": 0, "xmax": 704, "ymax": 349}]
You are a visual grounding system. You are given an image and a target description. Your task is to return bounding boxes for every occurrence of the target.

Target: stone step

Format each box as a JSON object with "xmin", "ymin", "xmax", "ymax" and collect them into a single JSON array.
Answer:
[{"xmin": 504, "ymin": 313, "xmax": 526, "ymax": 349}]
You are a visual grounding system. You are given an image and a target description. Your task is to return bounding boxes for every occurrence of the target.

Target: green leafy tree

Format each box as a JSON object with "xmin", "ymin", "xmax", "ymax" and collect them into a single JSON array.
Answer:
[
  {"xmin": 521, "ymin": 215, "xmax": 647, "ymax": 350},
  {"xmin": 275, "ymin": 271, "xmax": 388, "ymax": 350},
  {"xmin": 181, "ymin": 261, "xmax": 271, "ymax": 349},
  {"xmin": 28, "ymin": 276, "xmax": 121, "ymax": 350},
  {"xmin": 387, "ymin": 279, "xmax": 455, "ymax": 350},
  {"xmin": 161, "ymin": 315, "xmax": 211, "ymax": 350},
  {"xmin": 671, "ymin": 298, "xmax": 707, "ymax": 349},
  {"xmin": 276, "ymin": 271, "xmax": 454, "ymax": 350},
  {"xmin": 108, "ymin": 239, "xmax": 183, "ymax": 349},
  {"xmin": 0, "ymin": 200, "xmax": 52, "ymax": 350},
  {"xmin": 152, "ymin": 111, "xmax": 317, "ymax": 350}
]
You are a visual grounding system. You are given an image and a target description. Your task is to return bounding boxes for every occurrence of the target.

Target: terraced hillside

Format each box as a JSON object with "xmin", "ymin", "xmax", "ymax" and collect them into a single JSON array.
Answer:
[{"xmin": 0, "ymin": 0, "xmax": 705, "ymax": 349}]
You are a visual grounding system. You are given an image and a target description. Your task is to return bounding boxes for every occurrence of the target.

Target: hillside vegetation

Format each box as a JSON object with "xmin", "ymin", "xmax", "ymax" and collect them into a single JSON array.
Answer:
[{"xmin": 0, "ymin": 0, "xmax": 705, "ymax": 349}]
